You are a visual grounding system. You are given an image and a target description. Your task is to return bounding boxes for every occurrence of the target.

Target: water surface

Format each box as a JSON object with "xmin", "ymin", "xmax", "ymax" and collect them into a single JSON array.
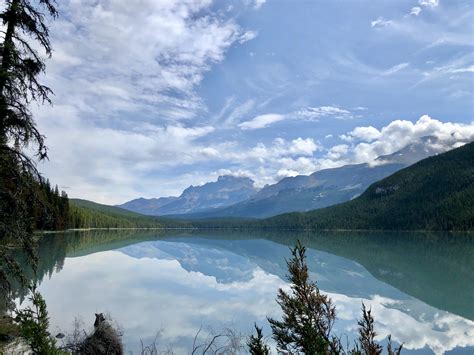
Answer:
[{"xmin": 16, "ymin": 230, "xmax": 474, "ymax": 354}]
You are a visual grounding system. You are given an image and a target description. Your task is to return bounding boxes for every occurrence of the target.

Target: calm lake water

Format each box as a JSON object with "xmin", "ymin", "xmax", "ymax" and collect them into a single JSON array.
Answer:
[{"xmin": 14, "ymin": 230, "xmax": 474, "ymax": 354}]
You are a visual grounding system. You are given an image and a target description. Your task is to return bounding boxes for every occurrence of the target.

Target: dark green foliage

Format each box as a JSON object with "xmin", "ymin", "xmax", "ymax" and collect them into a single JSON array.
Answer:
[
  {"xmin": 0, "ymin": 0, "xmax": 58, "ymax": 296},
  {"xmin": 68, "ymin": 199, "xmax": 188, "ymax": 229},
  {"xmin": 0, "ymin": 7, "xmax": 66, "ymax": 354},
  {"xmin": 247, "ymin": 324, "xmax": 270, "ymax": 355},
  {"xmin": 258, "ymin": 143, "xmax": 474, "ymax": 231},
  {"xmin": 71, "ymin": 144, "xmax": 473, "ymax": 231},
  {"xmin": 268, "ymin": 241, "xmax": 405, "ymax": 355},
  {"xmin": 268, "ymin": 241, "xmax": 342, "ymax": 354},
  {"xmin": 0, "ymin": 149, "xmax": 39, "ymax": 297},
  {"xmin": 33, "ymin": 179, "xmax": 70, "ymax": 231},
  {"xmin": 15, "ymin": 285, "xmax": 62, "ymax": 354},
  {"xmin": 350, "ymin": 304, "xmax": 383, "ymax": 355},
  {"xmin": 0, "ymin": 165, "xmax": 68, "ymax": 305},
  {"xmin": 0, "ymin": 0, "xmax": 58, "ymax": 158}
]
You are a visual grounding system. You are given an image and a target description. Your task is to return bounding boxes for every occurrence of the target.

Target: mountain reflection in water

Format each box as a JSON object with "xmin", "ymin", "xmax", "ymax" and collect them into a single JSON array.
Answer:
[{"xmin": 13, "ymin": 230, "xmax": 474, "ymax": 354}]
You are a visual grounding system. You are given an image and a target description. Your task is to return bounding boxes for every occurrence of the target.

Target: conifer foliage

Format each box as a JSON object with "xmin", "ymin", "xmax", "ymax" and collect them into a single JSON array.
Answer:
[
  {"xmin": 268, "ymin": 241, "xmax": 341, "ymax": 354},
  {"xmin": 247, "ymin": 324, "xmax": 270, "ymax": 355},
  {"xmin": 265, "ymin": 241, "xmax": 403, "ymax": 355},
  {"xmin": 0, "ymin": 0, "xmax": 59, "ymax": 295}
]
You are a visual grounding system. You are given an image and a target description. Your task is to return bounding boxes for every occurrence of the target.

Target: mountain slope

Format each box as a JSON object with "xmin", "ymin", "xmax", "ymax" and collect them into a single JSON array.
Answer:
[
  {"xmin": 260, "ymin": 142, "xmax": 474, "ymax": 231},
  {"xmin": 182, "ymin": 163, "xmax": 404, "ymax": 219},
  {"xmin": 179, "ymin": 140, "xmax": 443, "ymax": 219},
  {"xmin": 69, "ymin": 199, "xmax": 184, "ymax": 229},
  {"xmin": 117, "ymin": 197, "xmax": 178, "ymax": 215},
  {"xmin": 119, "ymin": 175, "xmax": 258, "ymax": 216}
]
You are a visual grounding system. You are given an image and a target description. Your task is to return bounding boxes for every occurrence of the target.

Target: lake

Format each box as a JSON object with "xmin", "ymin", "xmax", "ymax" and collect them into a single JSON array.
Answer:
[{"xmin": 14, "ymin": 229, "xmax": 474, "ymax": 354}]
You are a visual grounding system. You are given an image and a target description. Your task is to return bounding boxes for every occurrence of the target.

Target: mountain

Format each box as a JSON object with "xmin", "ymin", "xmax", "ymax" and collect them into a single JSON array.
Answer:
[
  {"xmin": 186, "ymin": 163, "xmax": 404, "ymax": 219},
  {"xmin": 259, "ymin": 142, "xmax": 474, "ymax": 231},
  {"xmin": 178, "ymin": 139, "xmax": 450, "ymax": 219},
  {"xmin": 117, "ymin": 197, "xmax": 178, "ymax": 216},
  {"xmin": 119, "ymin": 175, "xmax": 258, "ymax": 216},
  {"xmin": 375, "ymin": 136, "xmax": 443, "ymax": 165}
]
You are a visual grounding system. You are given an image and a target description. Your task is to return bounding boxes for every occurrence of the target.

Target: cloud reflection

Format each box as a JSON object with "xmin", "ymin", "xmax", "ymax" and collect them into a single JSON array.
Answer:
[{"xmin": 33, "ymin": 240, "xmax": 474, "ymax": 354}]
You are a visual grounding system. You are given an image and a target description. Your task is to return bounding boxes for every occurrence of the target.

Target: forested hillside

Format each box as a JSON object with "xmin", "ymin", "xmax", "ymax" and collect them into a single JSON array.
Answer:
[
  {"xmin": 69, "ymin": 199, "xmax": 185, "ymax": 229},
  {"xmin": 257, "ymin": 142, "xmax": 474, "ymax": 231}
]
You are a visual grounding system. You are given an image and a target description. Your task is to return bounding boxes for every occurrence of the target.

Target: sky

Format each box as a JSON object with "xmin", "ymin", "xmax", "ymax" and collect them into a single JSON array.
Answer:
[{"xmin": 31, "ymin": 0, "xmax": 474, "ymax": 204}]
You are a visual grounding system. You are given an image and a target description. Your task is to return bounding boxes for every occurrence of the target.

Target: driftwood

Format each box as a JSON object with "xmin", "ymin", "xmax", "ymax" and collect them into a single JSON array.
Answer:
[{"xmin": 77, "ymin": 313, "xmax": 123, "ymax": 355}]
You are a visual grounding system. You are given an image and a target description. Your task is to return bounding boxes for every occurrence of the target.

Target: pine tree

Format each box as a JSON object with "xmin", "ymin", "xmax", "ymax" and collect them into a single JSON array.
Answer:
[
  {"xmin": 350, "ymin": 303, "xmax": 382, "ymax": 355},
  {"xmin": 0, "ymin": 0, "xmax": 58, "ymax": 156},
  {"xmin": 247, "ymin": 324, "xmax": 270, "ymax": 355},
  {"xmin": 268, "ymin": 240, "xmax": 342, "ymax": 354},
  {"xmin": 15, "ymin": 284, "xmax": 60, "ymax": 354},
  {"xmin": 0, "ymin": 0, "xmax": 58, "ymax": 297}
]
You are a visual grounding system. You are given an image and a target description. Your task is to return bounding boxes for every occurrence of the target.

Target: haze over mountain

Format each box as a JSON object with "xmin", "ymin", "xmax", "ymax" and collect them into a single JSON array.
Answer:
[
  {"xmin": 118, "ymin": 197, "xmax": 178, "ymax": 216},
  {"xmin": 261, "ymin": 142, "xmax": 474, "ymax": 231},
  {"xmin": 119, "ymin": 175, "xmax": 257, "ymax": 216},
  {"xmin": 120, "ymin": 138, "xmax": 456, "ymax": 218}
]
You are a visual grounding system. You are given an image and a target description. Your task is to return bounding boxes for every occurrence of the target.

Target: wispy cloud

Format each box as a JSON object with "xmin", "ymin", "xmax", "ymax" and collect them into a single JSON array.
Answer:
[
  {"xmin": 239, "ymin": 30, "xmax": 258, "ymax": 44},
  {"xmin": 295, "ymin": 106, "xmax": 353, "ymax": 120},
  {"xmin": 409, "ymin": 7, "xmax": 422, "ymax": 16},
  {"xmin": 253, "ymin": 0, "xmax": 266, "ymax": 10},
  {"xmin": 371, "ymin": 17, "xmax": 392, "ymax": 28},
  {"xmin": 382, "ymin": 62, "xmax": 410, "ymax": 76},
  {"xmin": 450, "ymin": 65, "xmax": 474, "ymax": 73},
  {"xmin": 237, "ymin": 106, "xmax": 355, "ymax": 130},
  {"xmin": 238, "ymin": 113, "xmax": 286, "ymax": 130}
]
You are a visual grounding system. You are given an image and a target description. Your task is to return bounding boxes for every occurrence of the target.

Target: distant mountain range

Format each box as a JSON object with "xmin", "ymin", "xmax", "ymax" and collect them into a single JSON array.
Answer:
[
  {"xmin": 118, "ymin": 196, "xmax": 178, "ymax": 216},
  {"xmin": 119, "ymin": 138, "xmax": 446, "ymax": 219},
  {"xmin": 259, "ymin": 141, "xmax": 474, "ymax": 231},
  {"xmin": 118, "ymin": 175, "xmax": 257, "ymax": 216},
  {"xmin": 71, "ymin": 141, "xmax": 473, "ymax": 231}
]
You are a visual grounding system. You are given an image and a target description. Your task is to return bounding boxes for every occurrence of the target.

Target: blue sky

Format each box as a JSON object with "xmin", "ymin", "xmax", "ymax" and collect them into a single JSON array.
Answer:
[{"xmin": 34, "ymin": 0, "xmax": 474, "ymax": 204}]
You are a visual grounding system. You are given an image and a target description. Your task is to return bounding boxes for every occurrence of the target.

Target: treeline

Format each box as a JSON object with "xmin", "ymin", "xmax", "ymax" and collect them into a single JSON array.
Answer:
[
  {"xmin": 34, "ymin": 142, "xmax": 474, "ymax": 232},
  {"xmin": 68, "ymin": 199, "xmax": 187, "ymax": 229},
  {"xmin": 0, "ymin": 159, "xmax": 69, "ymax": 234},
  {"xmin": 259, "ymin": 142, "xmax": 474, "ymax": 231},
  {"xmin": 33, "ymin": 179, "xmax": 70, "ymax": 231},
  {"xmin": 69, "ymin": 204, "xmax": 154, "ymax": 229},
  {"xmin": 193, "ymin": 142, "xmax": 474, "ymax": 232}
]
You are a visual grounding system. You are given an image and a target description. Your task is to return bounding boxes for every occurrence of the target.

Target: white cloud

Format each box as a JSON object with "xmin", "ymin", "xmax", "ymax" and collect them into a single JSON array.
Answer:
[
  {"xmin": 410, "ymin": 7, "xmax": 422, "ymax": 16},
  {"xmin": 341, "ymin": 126, "xmax": 381, "ymax": 142},
  {"xmin": 382, "ymin": 62, "xmax": 410, "ymax": 76},
  {"xmin": 415, "ymin": 55, "xmax": 474, "ymax": 87},
  {"xmin": 42, "ymin": 0, "xmax": 245, "ymax": 125},
  {"xmin": 203, "ymin": 137, "xmax": 322, "ymax": 187},
  {"xmin": 333, "ymin": 115, "xmax": 474, "ymax": 166},
  {"xmin": 286, "ymin": 137, "xmax": 320, "ymax": 156},
  {"xmin": 36, "ymin": 107, "xmax": 218, "ymax": 203},
  {"xmin": 295, "ymin": 106, "xmax": 353, "ymax": 120},
  {"xmin": 326, "ymin": 144, "xmax": 349, "ymax": 160},
  {"xmin": 253, "ymin": 0, "xmax": 266, "ymax": 9},
  {"xmin": 238, "ymin": 113, "xmax": 286, "ymax": 130},
  {"xmin": 371, "ymin": 17, "xmax": 393, "ymax": 28},
  {"xmin": 239, "ymin": 106, "xmax": 354, "ymax": 130},
  {"xmin": 450, "ymin": 65, "xmax": 474, "ymax": 73},
  {"xmin": 33, "ymin": 0, "xmax": 261, "ymax": 203},
  {"xmin": 419, "ymin": 0, "xmax": 439, "ymax": 8},
  {"xmin": 239, "ymin": 30, "xmax": 258, "ymax": 44},
  {"xmin": 223, "ymin": 99, "xmax": 256, "ymax": 126}
]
